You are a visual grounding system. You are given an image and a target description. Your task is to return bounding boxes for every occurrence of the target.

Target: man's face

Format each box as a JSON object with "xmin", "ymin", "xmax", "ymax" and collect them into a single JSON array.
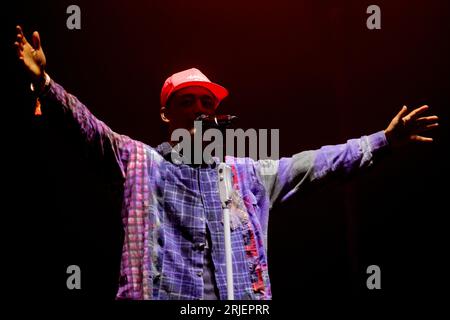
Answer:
[{"xmin": 164, "ymin": 86, "xmax": 218, "ymax": 133}]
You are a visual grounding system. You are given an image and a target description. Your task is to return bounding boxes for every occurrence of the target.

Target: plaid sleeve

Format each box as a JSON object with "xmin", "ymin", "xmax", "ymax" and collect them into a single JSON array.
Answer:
[
  {"xmin": 256, "ymin": 131, "xmax": 389, "ymax": 206},
  {"xmin": 40, "ymin": 79, "xmax": 132, "ymax": 178}
]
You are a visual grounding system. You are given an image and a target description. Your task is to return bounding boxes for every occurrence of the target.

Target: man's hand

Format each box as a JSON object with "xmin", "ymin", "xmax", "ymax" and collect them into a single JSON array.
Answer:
[
  {"xmin": 14, "ymin": 25, "xmax": 47, "ymax": 86},
  {"xmin": 384, "ymin": 105, "xmax": 439, "ymax": 148}
]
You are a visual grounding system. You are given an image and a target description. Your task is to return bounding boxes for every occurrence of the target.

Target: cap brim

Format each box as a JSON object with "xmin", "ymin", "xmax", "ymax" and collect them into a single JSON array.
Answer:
[{"xmin": 171, "ymin": 81, "xmax": 229, "ymax": 107}]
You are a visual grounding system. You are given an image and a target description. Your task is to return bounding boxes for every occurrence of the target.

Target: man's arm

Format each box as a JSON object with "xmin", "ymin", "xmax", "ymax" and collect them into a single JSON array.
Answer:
[
  {"xmin": 14, "ymin": 25, "xmax": 131, "ymax": 178},
  {"xmin": 256, "ymin": 105, "xmax": 439, "ymax": 208}
]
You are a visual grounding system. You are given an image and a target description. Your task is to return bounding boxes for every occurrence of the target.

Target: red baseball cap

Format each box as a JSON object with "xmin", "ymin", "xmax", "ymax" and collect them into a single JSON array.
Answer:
[{"xmin": 160, "ymin": 68, "xmax": 229, "ymax": 108}]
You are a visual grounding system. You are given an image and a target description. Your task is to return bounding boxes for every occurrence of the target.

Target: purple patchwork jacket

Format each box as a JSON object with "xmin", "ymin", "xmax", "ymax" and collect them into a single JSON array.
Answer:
[{"xmin": 40, "ymin": 80, "xmax": 389, "ymax": 300}]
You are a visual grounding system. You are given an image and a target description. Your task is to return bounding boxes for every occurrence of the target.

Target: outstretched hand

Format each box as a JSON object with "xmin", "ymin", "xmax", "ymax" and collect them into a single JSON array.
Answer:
[
  {"xmin": 14, "ymin": 25, "xmax": 47, "ymax": 85},
  {"xmin": 384, "ymin": 105, "xmax": 439, "ymax": 148}
]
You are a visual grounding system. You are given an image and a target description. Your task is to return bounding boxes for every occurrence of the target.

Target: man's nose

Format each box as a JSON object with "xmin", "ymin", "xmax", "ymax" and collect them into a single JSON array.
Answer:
[{"xmin": 194, "ymin": 99, "xmax": 213, "ymax": 115}]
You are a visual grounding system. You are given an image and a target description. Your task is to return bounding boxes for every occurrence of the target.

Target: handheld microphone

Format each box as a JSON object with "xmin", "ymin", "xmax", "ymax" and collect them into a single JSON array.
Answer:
[{"xmin": 195, "ymin": 114, "xmax": 238, "ymax": 127}]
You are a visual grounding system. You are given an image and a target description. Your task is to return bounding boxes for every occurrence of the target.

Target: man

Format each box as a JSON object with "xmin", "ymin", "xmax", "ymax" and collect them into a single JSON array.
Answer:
[{"xmin": 14, "ymin": 26, "xmax": 439, "ymax": 300}]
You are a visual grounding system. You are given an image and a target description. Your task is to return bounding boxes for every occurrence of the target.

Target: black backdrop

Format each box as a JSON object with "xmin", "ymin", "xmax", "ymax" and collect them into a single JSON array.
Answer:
[{"xmin": 5, "ymin": 0, "xmax": 450, "ymax": 308}]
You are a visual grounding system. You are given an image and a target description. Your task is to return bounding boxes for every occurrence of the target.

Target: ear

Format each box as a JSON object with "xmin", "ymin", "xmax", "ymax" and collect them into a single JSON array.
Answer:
[{"xmin": 160, "ymin": 107, "xmax": 170, "ymax": 123}]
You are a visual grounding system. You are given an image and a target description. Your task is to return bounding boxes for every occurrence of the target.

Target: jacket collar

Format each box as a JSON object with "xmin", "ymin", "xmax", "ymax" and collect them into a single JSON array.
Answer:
[{"xmin": 156, "ymin": 142, "xmax": 218, "ymax": 168}]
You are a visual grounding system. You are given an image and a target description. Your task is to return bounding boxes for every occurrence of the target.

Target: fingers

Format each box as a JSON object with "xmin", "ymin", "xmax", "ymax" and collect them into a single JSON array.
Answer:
[
  {"xmin": 14, "ymin": 40, "xmax": 22, "ymax": 50},
  {"xmin": 403, "ymin": 105, "xmax": 429, "ymax": 121},
  {"xmin": 16, "ymin": 25, "xmax": 26, "ymax": 44},
  {"xmin": 412, "ymin": 114, "xmax": 439, "ymax": 134},
  {"xmin": 16, "ymin": 33, "xmax": 24, "ymax": 45},
  {"xmin": 32, "ymin": 31, "xmax": 41, "ymax": 50},
  {"xmin": 14, "ymin": 27, "xmax": 24, "ymax": 59},
  {"xmin": 415, "ymin": 115, "xmax": 439, "ymax": 130},
  {"xmin": 410, "ymin": 135, "xmax": 433, "ymax": 143},
  {"xmin": 14, "ymin": 25, "xmax": 26, "ymax": 57},
  {"xmin": 416, "ymin": 115, "xmax": 439, "ymax": 124},
  {"xmin": 14, "ymin": 42, "xmax": 23, "ymax": 60},
  {"xmin": 395, "ymin": 105, "xmax": 409, "ymax": 120},
  {"xmin": 15, "ymin": 34, "xmax": 24, "ymax": 49},
  {"xmin": 16, "ymin": 25, "xmax": 24, "ymax": 37},
  {"xmin": 416, "ymin": 123, "xmax": 439, "ymax": 134}
]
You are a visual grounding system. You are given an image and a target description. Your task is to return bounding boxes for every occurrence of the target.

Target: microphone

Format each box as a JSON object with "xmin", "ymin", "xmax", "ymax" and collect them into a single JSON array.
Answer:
[{"xmin": 195, "ymin": 114, "xmax": 238, "ymax": 127}]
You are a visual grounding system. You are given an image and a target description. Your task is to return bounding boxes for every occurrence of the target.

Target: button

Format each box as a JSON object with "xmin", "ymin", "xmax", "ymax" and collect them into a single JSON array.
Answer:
[
  {"xmin": 193, "ymin": 242, "xmax": 206, "ymax": 251},
  {"xmin": 153, "ymin": 273, "xmax": 161, "ymax": 284},
  {"xmin": 200, "ymin": 217, "xmax": 206, "ymax": 222},
  {"xmin": 197, "ymin": 271, "xmax": 203, "ymax": 277}
]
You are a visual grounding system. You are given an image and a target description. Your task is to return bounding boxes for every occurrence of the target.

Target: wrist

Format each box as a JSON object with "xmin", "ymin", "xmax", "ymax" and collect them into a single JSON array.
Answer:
[
  {"xmin": 30, "ymin": 72, "xmax": 50, "ymax": 95},
  {"xmin": 384, "ymin": 128, "xmax": 403, "ymax": 149},
  {"xmin": 383, "ymin": 129, "xmax": 390, "ymax": 141}
]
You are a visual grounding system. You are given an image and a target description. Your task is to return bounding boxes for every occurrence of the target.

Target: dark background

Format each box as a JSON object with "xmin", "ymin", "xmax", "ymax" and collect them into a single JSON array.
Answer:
[{"xmin": 4, "ymin": 0, "xmax": 449, "ymax": 308}]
